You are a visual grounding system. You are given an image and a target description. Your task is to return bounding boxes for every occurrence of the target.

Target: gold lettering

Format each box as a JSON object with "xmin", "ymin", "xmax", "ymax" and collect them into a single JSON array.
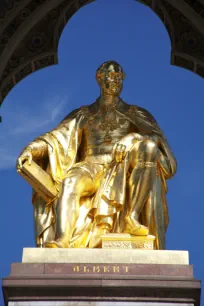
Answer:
[
  {"xmin": 113, "ymin": 266, "xmax": 120, "ymax": 273},
  {"xmin": 83, "ymin": 266, "xmax": 90, "ymax": 272},
  {"xmin": 73, "ymin": 265, "xmax": 80, "ymax": 272},
  {"xmin": 124, "ymin": 266, "xmax": 129, "ymax": 273},
  {"xmin": 103, "ymin": 265, "xmax": 110, "ymax": 273},
  {"xmin": 93, "ymin": 266, "xmax": 100, "ymax": 273}
]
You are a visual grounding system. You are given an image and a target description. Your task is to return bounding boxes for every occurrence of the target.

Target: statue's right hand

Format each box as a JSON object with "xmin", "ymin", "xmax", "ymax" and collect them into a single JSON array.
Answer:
[{"xmin": 16, "ymin": 148, "xmax": 33, "ymax": 170}]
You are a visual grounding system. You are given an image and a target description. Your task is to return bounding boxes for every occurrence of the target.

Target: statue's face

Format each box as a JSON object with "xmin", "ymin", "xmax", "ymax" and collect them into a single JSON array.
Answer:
[{"xmin": 97, "ymin": 63, "xmax": 124, "ymax": 96}]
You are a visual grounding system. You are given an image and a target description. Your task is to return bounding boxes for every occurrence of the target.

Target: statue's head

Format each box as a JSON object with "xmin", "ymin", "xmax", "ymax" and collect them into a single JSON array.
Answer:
[{"xmin": 96, "ymin": 61, "xmax": 125, "ymax": 96}]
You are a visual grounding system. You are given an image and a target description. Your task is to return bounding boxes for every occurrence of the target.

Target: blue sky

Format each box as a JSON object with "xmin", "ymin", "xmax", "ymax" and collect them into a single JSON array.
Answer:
[{"xmin": 0, "ymin": 0, "xmax": 203, "ymax": 304}]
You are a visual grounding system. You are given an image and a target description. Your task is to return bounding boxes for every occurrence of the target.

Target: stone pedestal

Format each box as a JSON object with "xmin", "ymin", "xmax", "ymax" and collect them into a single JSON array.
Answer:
[{"xmin": 2, "ymin": 249, "xmax": 201, "ymax": 306}]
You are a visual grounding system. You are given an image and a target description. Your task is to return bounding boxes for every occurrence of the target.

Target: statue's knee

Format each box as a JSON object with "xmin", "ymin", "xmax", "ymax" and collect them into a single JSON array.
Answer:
[
  {"xmin": 62, "ymin": 170, "xmax": 79, "ymax": 188},
  {"xmin": 142, "ymin": 139, "xmax": 158, "ymax": 155},
  {"xmin": 63, "ymin": 177, "xmax": 73, "ymax": 186},
  {"xmin": 130, "ymin": 139, "xmax": 158, "ymax": 167}
]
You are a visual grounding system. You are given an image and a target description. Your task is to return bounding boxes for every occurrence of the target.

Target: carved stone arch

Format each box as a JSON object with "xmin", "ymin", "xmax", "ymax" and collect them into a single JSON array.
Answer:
[
  {"xmin": 0, "ymin": 0, "xmax": 204, "ymax": 116},
  {"xmin": 139, "ymin": 0, "xmax": 204, "ymax": 77},
  {"xmin": 0, "ymin": 0, "xmax": 95, "ymax": 108}
]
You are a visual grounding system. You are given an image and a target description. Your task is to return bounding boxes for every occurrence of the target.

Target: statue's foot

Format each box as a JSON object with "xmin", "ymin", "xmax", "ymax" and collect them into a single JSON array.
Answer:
[
  {"xmin": 44, "ymin": 239, "xmax": 69, "ymax": 248},
  {"xmin": 124, "ymin": 216, "xmax": 149, "ymax": 236},
  {"xmin": 89, "ymin": 225, "xmax": 110, "ymax": 248}
]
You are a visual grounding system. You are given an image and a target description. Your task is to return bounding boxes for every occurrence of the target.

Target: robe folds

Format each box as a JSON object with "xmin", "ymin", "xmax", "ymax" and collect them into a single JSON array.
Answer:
[{"xmin": 32, "ymin": 100, "xmax": 177, "ymax": 249}]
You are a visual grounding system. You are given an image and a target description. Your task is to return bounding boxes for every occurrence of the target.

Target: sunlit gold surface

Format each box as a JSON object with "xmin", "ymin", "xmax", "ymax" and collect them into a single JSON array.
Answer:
[{"xmin": 17, "ymin": 61, "xmax": 177, "ymax": 249}]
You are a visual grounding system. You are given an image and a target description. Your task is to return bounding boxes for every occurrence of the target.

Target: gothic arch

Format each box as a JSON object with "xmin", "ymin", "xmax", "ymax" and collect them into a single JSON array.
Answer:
[{"xmin": 0, "ymin": 0, "xmax": 204, "ymax": 110}]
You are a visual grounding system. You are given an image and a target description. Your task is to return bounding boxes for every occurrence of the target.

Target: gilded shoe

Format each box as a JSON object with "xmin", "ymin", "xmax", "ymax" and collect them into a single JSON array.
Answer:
[{"xmin": 124, "ymin": 216, "xmax": 149, "ymax": 236}]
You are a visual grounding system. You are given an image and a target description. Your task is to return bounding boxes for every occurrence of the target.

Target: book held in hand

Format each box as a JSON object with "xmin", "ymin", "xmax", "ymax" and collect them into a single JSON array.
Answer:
[{"xmin": 18, "ymin": 160, "xmax": 58, "ymax": 202}]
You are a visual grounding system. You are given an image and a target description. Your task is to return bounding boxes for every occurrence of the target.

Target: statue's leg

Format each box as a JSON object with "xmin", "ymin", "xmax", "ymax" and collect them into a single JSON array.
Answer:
[
  {"xmin": 45, "ymin": 167, "xmax": 96, "ymax": 248},
  {"xmin": 124, "ymin": 139, "xmax": 158, "ymax": 236}
]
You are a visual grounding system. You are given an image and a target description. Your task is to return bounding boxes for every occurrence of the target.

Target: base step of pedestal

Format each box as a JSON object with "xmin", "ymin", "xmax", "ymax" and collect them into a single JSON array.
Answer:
[
  {"xmin": 22, "ymin": 248, "xmax": 189, "ymax": 264},
  {"xmin": 3, "ymin": 261, "xmax": 199, "ymax": 306},
  {"xmin": 8, "ymin": 302, "xmax": 194, "ymax": 306}
]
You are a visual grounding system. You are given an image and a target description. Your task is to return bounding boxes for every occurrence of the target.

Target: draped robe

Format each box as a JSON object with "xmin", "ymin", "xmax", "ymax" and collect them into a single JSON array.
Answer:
[{"xmin": 32, "ymin": 100, "xmax": 177, "ymax": 249}]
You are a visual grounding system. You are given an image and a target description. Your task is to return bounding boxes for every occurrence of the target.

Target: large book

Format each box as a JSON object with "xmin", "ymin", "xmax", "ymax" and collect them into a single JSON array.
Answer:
[{"xmin": 18, "ymin": 160, "xmax": 58, "ymax": 202}]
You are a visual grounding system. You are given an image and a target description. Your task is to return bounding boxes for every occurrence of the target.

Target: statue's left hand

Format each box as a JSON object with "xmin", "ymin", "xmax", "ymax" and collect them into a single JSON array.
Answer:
[{"xmin": 16, "ymin": 148, "xmax": 33, "ymax": 170}]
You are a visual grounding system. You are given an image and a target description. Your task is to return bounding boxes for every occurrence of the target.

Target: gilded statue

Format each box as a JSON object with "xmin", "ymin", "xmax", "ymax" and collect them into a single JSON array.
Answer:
[{"xmin": 16, "ymin": 61, "xmax": 177, "ymax": 249}]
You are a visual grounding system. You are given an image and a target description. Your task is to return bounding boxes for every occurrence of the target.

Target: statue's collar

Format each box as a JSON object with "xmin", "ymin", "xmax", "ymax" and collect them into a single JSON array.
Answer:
[
  {"xmin": 95, "ymin": 97, "xmax": 125, "ymax": 111},
  {"xmin": 84, "ymin": 98, "xmax": 129, "ymax": 116}
]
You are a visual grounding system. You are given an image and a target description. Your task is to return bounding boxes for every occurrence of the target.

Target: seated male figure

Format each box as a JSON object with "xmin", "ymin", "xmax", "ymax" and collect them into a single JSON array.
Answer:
[{"xmin": 17, "ymin": 61, "xmax": 177, "ymax": 249}]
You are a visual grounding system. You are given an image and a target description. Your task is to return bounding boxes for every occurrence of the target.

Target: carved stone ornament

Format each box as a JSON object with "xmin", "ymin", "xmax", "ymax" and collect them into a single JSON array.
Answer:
[{"xmin": 101, "ymin": 233, "xmax": 155, "ymax": 250}]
